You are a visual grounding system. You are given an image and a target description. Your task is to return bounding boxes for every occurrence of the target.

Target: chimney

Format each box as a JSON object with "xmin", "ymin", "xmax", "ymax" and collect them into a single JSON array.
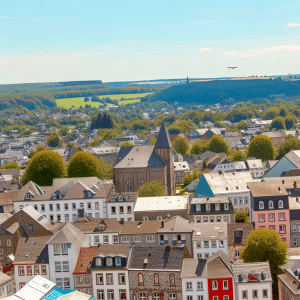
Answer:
[
  {"xmin": 161, "ymin": 221, "xmax": 164, "ymax": 228},
  {"xmin": 294, "ymin": 181, "xmax": 297, "ymax": 189},
  {"xmin": 282, "ymin": 179, "xmax": 285, "ymax": 184},
  {"xmin": 278, "ymin": 187, "xmax": 281, "ymax": 191}
]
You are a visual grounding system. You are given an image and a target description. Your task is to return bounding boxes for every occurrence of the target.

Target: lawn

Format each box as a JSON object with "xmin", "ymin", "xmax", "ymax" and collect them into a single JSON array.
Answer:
[{"xmin": 56, "ymin": 93, "xmax": 152, "ymax": 109}]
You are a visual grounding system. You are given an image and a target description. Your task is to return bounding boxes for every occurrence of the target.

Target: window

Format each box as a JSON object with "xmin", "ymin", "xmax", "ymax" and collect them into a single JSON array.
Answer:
[
  {"xmin": 87, "ymin": 202, "xmax": 92, "ymax": 210},
  {"xmin": 18, "ymin": 266, "xmax": 24, "ymax": 276},
  {"xmin": 96, "ymin": 274, "xmax": 103, "ymax": 285},
  {"xmin": 279, "ymin": 213, "xmax": 285, "ymax": 221},
  {"xmin": 143, "ymin": 216, "xmax": 149, "ymax": 221},
  {"xmin": 293, "ymin": 224, "xmax": 297, "ymax": 232},
  {"xmin": 196, "ymin": 204, "xmax": 201, "ymax": 211},
  {"xmin": 154, "ymin": 273, "xmax": 159, "ymax": 285},
  {"xmin": 62, "ymin": 261, "xmax": 69, "ymax": 272},
  {"xmin": 115, "ymin": 257, "xmax": 121, "ymax": 266},
  {"xmin": 253, "ymin": 290, "xmax": 258, "ymax": 299},
  {"xmin": 19, "ymin": 282, "xmax": 25, "ymax": 290},
  {"xmin": 153, "ymin": 293, "xmax": 160, "ymax": 300},
  {"xmin": 80, "ymin": 203, "xmax": 84, "ymax": 208},
  {"xmin": 55, "ymin": 262, "xmax": 62, "ymax": 272},
  {"xmin": 107, "ymin": 291, "xmax": 114, "ymax": 300},
  {"xmin": 106, "ymin": 258, "xmax": 113, "ymax": 266},
  {"xmin": 120, "ymin": 290, "xmax": 126, "ymax": 300},
  {"xmin": 41, "ymin": 204, "xmax": 45, "ymax": 212},
  {"xmin": 187, "ymin": 296, "xmax": 193, "ymax": 300},
  {"xmin": 95, "ymin": 202, "xmax": 99, "ymax": 210},
  {"xmin": 212, "ymin": 280, "xmax": 218, "ymax": 290},
  {"xmin": 224, "ymin": 204, "xmax": 229, "ymax": 210},
  {"xmin": 234, "ymin": 197, "xmax": 238, "ymax": 205},
  {"xmin": 119, "ymin": 273, "xmax": 126, "ymax": 284},
  {"xmin": 196, "ymin": 216, "xmax": 201, "ymax": 223},
  {"xmin": 138, "ymin": 273, "xmax": 144, "ymax": 285},
  {"xmin": 111, "ymin": 206, "xmax": 116, "ymax": 214},
  {"xmin": 211, "ymin": 240, "xmax": 217, "ymax": 248},
  {"xmin": 139, "ymin": 180, "xmax": 144, "ymax": 188},
  {"xmin": 203, "ymin": 216, "xmax": 208, "ymax": 222},
  {"xmin": 139, "ymin": 293, "xmax": 146, "ymax": 300},
  {"xmin": 259, "ymin": 214, "xmax": 265, "ymax": 222},
  {"xmin": 197, "ymin": 281, "xmax": 203, "ymax": 290},
  {"xmin": 72, "ymin": 203, "xmax": 76, "ymax": 210},
  {"xmin": 259, "ymin": 201, "xmax": 264, "ymax": 209},
  {"xmin": 224, "ymin": 297, "xmax": 229, "ymax": 300},
  {"xmin": 263, "ymin": 289, "xmax": 268, "ymax": 298},
  {"xmin": 41, "ymin": 265, "xmax": 47, "ymax": 275},
  {"xmin": 170, "ymin": 274, "xmax": 175, "ymax": 286},
  {"xmin": 127, "ymin": 180, "xmax": 132, "ymax": 192},
  {"xmin": 268, "ymin": 201, "xmax": 273, "ymax": 209},
  {"xmin": 239, "ymin": 197, "xmax": 243, "ymax": 205},
  {"xmin": 206, "ymin": 204, "xmax": 210, "ymax": 211},
  {"xmin": 197, "ymin": 297, "xmax": 203, "ymax": 300},
  {"xmin": 196, "ymin": 241, "xmax": 201, "ymax": 248},
  {"xmin": 186, "ymin": 282, "xmax": 192, "ymax": 291},
  {"xmin": 220, "ymin": 240, "xmax": 224, "ymax": 247},
  {"xmin": 134, "ymin": 236, "xmax": 141, "ymax": 243},
  {"xmin": 97, "ymin": 290, "xmax": 104, "ymax": 300},
  {"xmin": 293, "ymin": 238, "xmax": 298, "ymax": 246},
  {"xmin": 6, "ymin": 239, "xmax": 11, "ymax": 247},
  {"xmin": 94, "ymin": 235, "xmax": 100, "ymax": 245},
  {"xmin": 217, "ymin": 216, "xmax": 221, "ymax": 222},
  {"xmin": 269, "ymin": 213, "xmax": 275, "ymax": 221},
  {"xmin": 106, "ymin": 273, "xmax": 113, "ymax": 284},
  {"xmin": 127, "ymin": 206, "xmax": 132, "ymax": 214},
  {"xmin": 0, "ymin": 250, "xmax": 2, "ymax": 259},
  {"xmin": 63, "ymin": 278, "xmax": 70, "ymax": 288},
  {"xmin": 56, "ymin": 203, "xmax": 60, "ymax": 211},
  {"xmin": 204, "ymin": 241, "xmax": 209, "ymax": 248},
  {"xmin": 235, "ymin": 250, "xmax": 240, "ymax": 258},
  {"xmin": 157, "ymin": 216, "xmax": 162, "ymax": 221},
  {"xmin": 27, "ymin": 266, "xmax": 32, "ymax": 276},
  {"xmin": 280, "ymin": 225, "xmax": 286, "ymax": 233},
  {"xmin": 122, "ymin": 236, "xmax": 129, "ymax": 243},
  {"xmin": 147, "ymin": 235, "xmax": 155, "ymax": 243},
  {"xmin": 169, "ymin": 294, "xmax": 176, "ymax": 300},
  {"xmin": 57, "ymin": 214, "xmax": 61, "ymax": 222},
  {"xmin": 113, "ymin": 235, "xmax": 118, "ymax": 244},
  {"xmin": 210, "ymin": 216, "xmax": 214, "ymax": 222},
  {"xmin": 56, "ymin": 278, "xmax": 63, "ymax": 288},
  {"xmin": 278, "ymin": 200, "xmax": 284, "ymax": 208},
  {"xmin": 223, "ymin": 280, "xmax": 228, "ymax": 290},
  {"xmin": 242, "ymin": 290, "xmax": 248, "ymax": 299},
  {"xmin": 19, "ymin": 205, "xmax": 24, "ymax": 210},
  {"xmin": 34, "ymin": 265, "xmax": 39, "ymax": 275},
  {"xmin": 119, "ymin": 206, "xmax": 124, "ymax": 214},
  {"xmin": 25, "ymin": 193, "xmax": 32, "ymax": 200},
  {"xmin": 64, "ymin": 203, "xmax": 68, "ymax": 211},
  {"xmin": 72, "ymin": 214, "xmax": 77, "ymax": 221},
  {"xmin": 104, "ymin": 236, "xmax": 109, "ymax": 244},
  {"xmin": 245, "ymin": 197, "xmax": 249, "ymax": 204}
]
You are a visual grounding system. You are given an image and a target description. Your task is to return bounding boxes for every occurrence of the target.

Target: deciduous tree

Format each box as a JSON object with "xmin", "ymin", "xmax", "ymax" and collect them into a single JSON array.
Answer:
[
  {"xmin": 247, "ymin": 135, "xmax": 275, "ymax": 161},
  {"xmin": 270, "ymin": 116, "xmax": 286, "ymax": 130},
  {"xmin": 172, "ymin": 137, "xmax": 190, "ymax": 156},
  {"xmin": 208, "ymin": 135, "xmax": 230, "ymax": 154},
  {"xmin": 137, "ymin": 180, "xmax": 165, "ymax": 197}
]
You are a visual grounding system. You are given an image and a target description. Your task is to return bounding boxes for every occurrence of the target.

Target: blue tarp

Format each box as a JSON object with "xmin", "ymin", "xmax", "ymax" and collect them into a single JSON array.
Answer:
[{"xmin": 43, "ymin": 287, "xmax": 74, "ymax": 300}]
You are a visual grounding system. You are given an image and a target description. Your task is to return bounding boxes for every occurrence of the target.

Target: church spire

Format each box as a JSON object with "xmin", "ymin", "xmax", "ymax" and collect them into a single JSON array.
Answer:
[
  {"xmin": 155, "ymin": 122, "xmax": 172, "ymax": 149},
  {"xmin": 186, "ymin": 76, "xmax": 189, "ymax": 84}
]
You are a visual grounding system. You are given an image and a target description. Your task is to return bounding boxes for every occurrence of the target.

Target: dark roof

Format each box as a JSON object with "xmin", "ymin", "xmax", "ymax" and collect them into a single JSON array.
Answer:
[
  {"xmin": 117, "ymin": 146, "xmax": 134, "ymax": 162},
  {"xmin": 155, "ymin": 122, "xmax": 172, "ymax": 149},
  {"xmin": 129, "ymin": 247, "xmax": 185, "ymax": 270}
]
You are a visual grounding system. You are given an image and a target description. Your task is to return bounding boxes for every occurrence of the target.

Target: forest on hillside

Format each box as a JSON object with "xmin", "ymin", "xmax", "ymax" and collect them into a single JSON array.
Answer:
[{"xmin": 151, "ymin": 78, "xmax": 300, "ymax": 104}]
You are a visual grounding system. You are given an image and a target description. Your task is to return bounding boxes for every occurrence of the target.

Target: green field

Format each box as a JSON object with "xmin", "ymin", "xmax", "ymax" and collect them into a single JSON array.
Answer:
[{"xmin": 56, "ymin": 93, "xmax": 152, "ymax": 109}]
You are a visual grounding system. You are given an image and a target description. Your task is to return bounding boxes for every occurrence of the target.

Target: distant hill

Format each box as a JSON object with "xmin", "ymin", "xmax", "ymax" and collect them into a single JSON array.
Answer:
[{"xmin": 151, "ymin": 78, "xmax": 300, "ymax": 104}]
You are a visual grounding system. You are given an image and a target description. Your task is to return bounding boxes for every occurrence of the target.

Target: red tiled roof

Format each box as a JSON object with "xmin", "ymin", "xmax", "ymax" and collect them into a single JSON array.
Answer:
[{"xmin": 73, "ymin": 246, "xmax": 98, "ymax": 274}]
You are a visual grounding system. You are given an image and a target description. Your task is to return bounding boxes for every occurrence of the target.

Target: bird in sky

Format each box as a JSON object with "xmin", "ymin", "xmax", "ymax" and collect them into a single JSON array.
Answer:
[{"xmin": 228, "ymin": 67, "xmax": 237, "ymax": 69}]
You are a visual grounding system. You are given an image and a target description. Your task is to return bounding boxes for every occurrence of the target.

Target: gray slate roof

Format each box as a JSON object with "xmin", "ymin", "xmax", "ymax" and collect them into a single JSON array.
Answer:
[
  {"xmin": 155, "ymin": 122, "xmax": 172, "ymax": 148},
  {"xmin": 129, "ymin": 247, "xmax": 185, "ymax": 270}
]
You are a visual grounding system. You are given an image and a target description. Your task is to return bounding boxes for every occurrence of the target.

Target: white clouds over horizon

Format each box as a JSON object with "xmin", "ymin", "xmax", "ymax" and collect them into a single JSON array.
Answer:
[
  {"xmin": 287, "ymin": 23, "xmax": 300, "ymax": 27},
  {"xmin": 198, "ymin": 47, "xmax": 212, "ymax": 52}
]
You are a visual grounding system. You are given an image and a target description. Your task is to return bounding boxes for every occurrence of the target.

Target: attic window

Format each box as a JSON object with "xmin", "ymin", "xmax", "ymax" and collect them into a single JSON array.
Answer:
[
  {"xmin": 226, "ymin": 187, "xmax": 229, "ymax": 191},
  {"xmin": 236, "ymin": 186, "xmax": 239, "ymax": 190},
  {"xmin": 25, "ymin": 193, "xmax": 32, "ymax": 200},
  {"xmin": 88, "ymin": 191, "xmax": 92, "ymax": 198}
]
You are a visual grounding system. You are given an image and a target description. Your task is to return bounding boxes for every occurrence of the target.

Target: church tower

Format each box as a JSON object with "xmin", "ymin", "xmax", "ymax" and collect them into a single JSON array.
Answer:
[{"xmin": 154, "ymin": 122, "xmax": 175, "ymax": 195}]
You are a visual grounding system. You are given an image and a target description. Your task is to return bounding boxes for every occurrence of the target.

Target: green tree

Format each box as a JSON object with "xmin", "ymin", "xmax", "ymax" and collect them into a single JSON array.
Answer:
[
  {"xmin": 263, "ymin": 107, "xmax": 279, "ymax": 120},
  {"xmin": 120, "ymin": 142, "xmax": 134, "ymax": 147},
  {"xmin": 150, "ymin": 138, "xmax": 157, "ymax": 145},
  {"xmin": 98, "ymin": 129, "xmax": 121, "ymax": 141},
  {"xmin": 284, "ymin": 115, "xmax": 296, "ymax": 130},
  {"xmin": 276, "ymin": 137, "xmax": 300, "ymax": 159},
  {"xmin": 202, "ymin": 160, "xmax": 207, "ymax": 170},
  {"xmin": 192, "ymin": 169, "xmax": 200, "ymax": 180},
  {"xmin": 59, "ymin": 126, "xmax": 71, "ymax": 137},
  {"xmin": 137, "ymin": 180, "xmax": 166, "ymax": 197},
  {"xmin": 89, "ymin": 139, "xmax": 101, "ymax": 147},
  {"xmin": 23, "ymin": 150, "xmax": 66, "ymax": 186},
  {"xmin": 208, "ymin": 135, "xmax": 230, "ymax": 154},
  {"xmin": 98, "ymin": 157, "xmax": 114, "ymax": 180},
  {"xmin": 172, "ymin": 137, "xmax": 190, "ymax": 156},
  {"xmin": 240, "ymin": 228, "xmax": 287, "ymax": 299},
  {"xmin": 28, "ymin": 145, "xmax": 46, "ymax": 158},
  {"xmin": 183, "ymin": 173, "xmax": 193, "ymax": 187},
  {"xmin": 247, "ymin": 135, "xmax": 275, "ymax": 161},
  {"xmin": 237, "ymin": 120, "xmax": 249, "ymax": 130},
  {"xmin": 47, "ymin": 130, "xmax": 62, "ymax": 148},
  {"xmin": 0, "ymin": 161, "xmax": 21, "ymax": 170},
  {"xmin": 67, "ymin": 152, "xmax": 100, "ymax": 178},
  {"xmin": 91, "ymin": 112, "xmax": 114, "ymax": 130},
  {"xmin": 190, "ymin": 141, "xmax": 203, "ymax": 155},
  {"xmin": 235, "ymin": 209, "xmax": 250, "ymax": 222},
  {"xmin": 270, "ymin": 116, "xmax": 286, "ymax": 130},
  {"xmin": 279, "ymin": 106, "xmax": 288, "ymax": 118},
  {"xmin": 230, "ymin": 150, "xmax": 246, "ymax": 162}
]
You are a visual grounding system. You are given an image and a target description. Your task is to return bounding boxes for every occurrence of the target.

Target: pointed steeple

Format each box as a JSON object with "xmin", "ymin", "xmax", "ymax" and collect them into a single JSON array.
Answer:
[
  {"xmin": 186, "ymin": 76, "xmax": 189, "ymax": 84},
  {"xmin": 155, "ymin": 122, "xmax": 172, "ymax": 149}
]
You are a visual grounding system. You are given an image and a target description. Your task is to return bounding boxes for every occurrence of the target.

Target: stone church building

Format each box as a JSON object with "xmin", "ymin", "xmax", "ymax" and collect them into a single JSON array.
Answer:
[{"xmin": 113, "ymin": 123, "xmax": 175, "ymax": 195}]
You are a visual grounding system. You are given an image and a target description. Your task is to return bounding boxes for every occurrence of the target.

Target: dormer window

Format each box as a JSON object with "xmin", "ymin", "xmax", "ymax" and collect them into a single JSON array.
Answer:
[
  {"xmin": 215, "ymin": 204, "xmax": 220, "ymax": 211},
  {"xmin": 127, "ymin": 195, "xmax": 132, "ymax": 200},
  {"xmin": 268, "ymin": 201, "xmax": 274, "ymax": 209},
  {"xmin": 278, "ymin": 200, "xmax": 284, "ymax": 209},
  {"xmin": 119, "ymin": 195, "xmax": 123, "ymax": 201},
  {"xmin": 224, "ymin": 204, "xmax": 229, "ymax": 210},
  {"xmin": 206, "ymin": 204, "xmax": 210, "ymax": 211},
  {"xmin": 196, "ymin": 204, "xmax": 201, "ymax": 212},
  {"xmin": 259, "ymin": 201, "xmax": 264, "ymax": 210},
  {"xmin": 88, "ymin": 191, "xmax": 92, "ymax": 198},
  {"xmin": 106, "ymin": 257, "xmax": 113, "ymax": 266},
  {"xmin": 25, "ymin": 193, "xmax": 33, "ymax": 200}
]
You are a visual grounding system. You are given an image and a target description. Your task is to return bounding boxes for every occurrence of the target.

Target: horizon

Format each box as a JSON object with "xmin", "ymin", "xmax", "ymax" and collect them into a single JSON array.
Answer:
[{"xmin": 1, "ymin": 0, "xmax": 300, "ymax": 84}]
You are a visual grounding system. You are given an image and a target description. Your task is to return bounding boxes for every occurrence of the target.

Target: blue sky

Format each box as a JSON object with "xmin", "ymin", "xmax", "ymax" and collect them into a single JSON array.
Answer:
[{"xmin": 1, "ymin": 0, "xmax": 300, "ymax": 84}]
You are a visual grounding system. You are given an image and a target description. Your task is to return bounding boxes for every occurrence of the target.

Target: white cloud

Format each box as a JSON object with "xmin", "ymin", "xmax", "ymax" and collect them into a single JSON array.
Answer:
[
  {"xmin": 287, "ymin": 23, "xmax": 300, "ymax": 27},
  {"xmin": 225, "ymin": 51, "xmax": 237, "ymax": 55},
  {"xmin": 198, "ymin": 47, "xmax": 212, "ymax": 52},
  {"xmin": 249, "ymin": 45, "xmax": 300, "ymax": 53}
]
